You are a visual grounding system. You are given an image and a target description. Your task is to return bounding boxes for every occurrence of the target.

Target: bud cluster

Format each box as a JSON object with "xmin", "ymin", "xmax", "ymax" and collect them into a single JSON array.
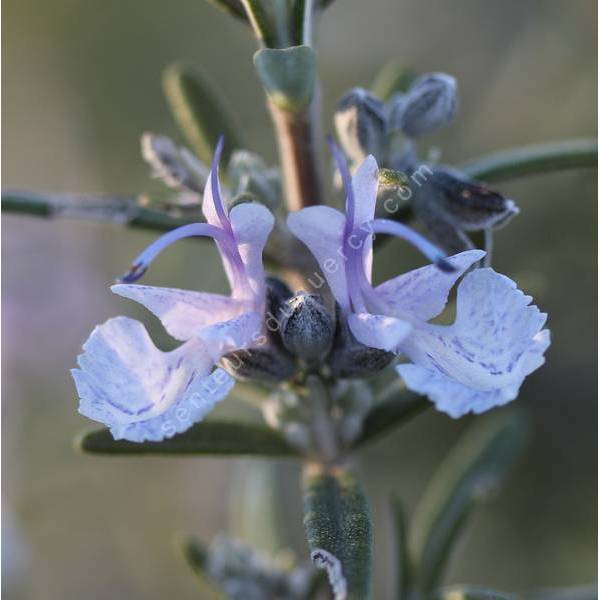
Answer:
[
  {"xmin": 140, "ymin": 133, "xmax": 282, "ymax": 212},
  {"xmin": 333, "ymin": 73, "xmax": 518, "ymax": 255},
  {"xmin": 204, "ymin": 536, "xmax": 312, "ymax": 600}
]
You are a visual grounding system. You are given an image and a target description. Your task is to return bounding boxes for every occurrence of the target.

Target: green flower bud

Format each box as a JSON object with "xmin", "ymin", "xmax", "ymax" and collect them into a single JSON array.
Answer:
[
  {"xmin": 334, "ymin": 87, "xmax": 386, "ymax": 164},
  {"xmin": 388, "ymin": 73, "xmax": 457, "ymax": 138}
]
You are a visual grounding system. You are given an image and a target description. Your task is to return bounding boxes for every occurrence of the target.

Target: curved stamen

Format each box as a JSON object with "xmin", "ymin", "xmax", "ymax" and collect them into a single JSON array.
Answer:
[
  {"xmin": 367, "ymin": 219, "xmax": 455, "ymax": 272},
  {"xmin": 345, "ymin": 219, "xmax": 456, "ymax": 314},
  {"xmin": 118, "ymin": 222, "xmax": 228, "ymax": 283},
  {"xmin": 210, "ymin": 135, "xmax": 233, "ymax": 234}
]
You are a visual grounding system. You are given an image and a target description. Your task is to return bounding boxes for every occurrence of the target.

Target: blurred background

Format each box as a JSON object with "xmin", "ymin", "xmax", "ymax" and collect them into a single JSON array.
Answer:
[{"xmin": 2, "ymin": 0, "xmax": 597, "ymax": 598}]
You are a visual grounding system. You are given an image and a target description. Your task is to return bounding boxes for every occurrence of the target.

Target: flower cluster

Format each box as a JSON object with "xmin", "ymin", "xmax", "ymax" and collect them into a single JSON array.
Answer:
[{"xmin": 72, "ymin": 132, "xmax": 549, "ymax": 443}]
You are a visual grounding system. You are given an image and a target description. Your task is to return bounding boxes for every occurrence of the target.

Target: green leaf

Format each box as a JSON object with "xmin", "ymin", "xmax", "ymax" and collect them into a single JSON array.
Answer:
[
  {"xmin": 75, "ymin": 420, "xmax": 299, "ymax": 457},
  {"xmin": 162, "ymin": 63, "xmax": 244, "ymax": 165},
  {"xmin": 371, "ymin": 60, "xmax": 417, "ymax": 100},
  {"xmin": 435, "ymin": 586, "xmax": 518, "ymax": 600},
  {"xmin": 353, "ymin": 384, "xmax": 428, "ymax": 448},
  {"xmin": 205, "ymin": 0, "xmax": 248, "ymax": 22},
  {"xmin": 409, "ymin": 411, "xmax": 527, "ymax": 595},
  {"xmin": 254, "ymin": 45, "xmax": 317, "ymax": 112},
  {"xmin": 390, "ymin": 494, "xmax": 412, "ymax": 600},
  {"xmin": 240, "ymin": 0, "xmax": 279, "ymax": 47},
  {"xmin": 175, "ymin": 535, "xmax": 227, "ymax": 598},
  {"xmin": 290, "ymin": 0, "xmax": 314, "ymax": 46},
  {"xmin": 177, "ymin": 534, "xmax": 209, "ymax": 575},
  {"xmin": 303, "ymin": 466, "xmax": 372, "ymax": 599},
  {"xmin": 461, "ymin": 139, "xmax": 597, "ymax": 183}
]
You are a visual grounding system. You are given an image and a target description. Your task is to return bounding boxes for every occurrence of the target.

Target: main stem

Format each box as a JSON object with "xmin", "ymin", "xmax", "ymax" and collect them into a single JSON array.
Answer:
[
  {"xmin": 269, "ymin": 88, "xmax": 326, "ymax": 211},
  {"xmin": 306, "ymin": 375, "xmax": 340, "ymax": 465}
]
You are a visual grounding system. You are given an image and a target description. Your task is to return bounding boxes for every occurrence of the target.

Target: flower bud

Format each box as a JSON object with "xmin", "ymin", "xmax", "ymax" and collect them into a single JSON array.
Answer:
[
  {"xmin": 409, "ymin": 165, "xmax": 519, "ymax": 254},
  {"xmin": 388, "ymin": 73, "xmax": 457, "ymax": 138},
  {"xmin": 280, "ymin": 293, "xmax": 334, "ymax": 360},
  {"xmin": 140, "ymin": 133, "xmax": 208, "ymax": 192},
  {"xmin": 429, "ymin": 167, "xmax": 519, "ymax": 230},
  {"xmin": 334, "ymin": 87, "xmax": 386, "ymax": 164},
  {"xmin": 221, "ymin": 346, "xmax": 296, "ymax": 383}
]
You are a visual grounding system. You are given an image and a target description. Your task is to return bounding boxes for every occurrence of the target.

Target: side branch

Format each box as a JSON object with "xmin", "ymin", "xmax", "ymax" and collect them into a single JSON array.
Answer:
[{"xmin": 2, "ymin": 190, "xmax": 194, "ymax": 232}]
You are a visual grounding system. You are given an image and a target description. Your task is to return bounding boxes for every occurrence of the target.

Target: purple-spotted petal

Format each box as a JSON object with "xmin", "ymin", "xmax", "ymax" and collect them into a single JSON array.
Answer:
[
  {"xmin": 398, "ymin": 268, "xmax": 550, "ymax": 413},
  {"xmin": 287, "ymin": 206, "xmax": 350, "ymax": 309},
  {"xmin": 396, "ymin": 363, "xmax": 518, "ymax": 418},
  {"xmin": 348, "ymin": 312, "xmax": 411, "ymax": 351},
  {"xmin": 375, "ymin": 249, "xmax": 484, "ymax": 321},
  {"xmin": 229, "ymin": 202, "xmax": 275, "ymax": 303},
  {"xmin": 72, "ymin": 316, "xmax": 233, "ymax": 442},
  {"xmin": 112, "ymin": 284, "xmax": 250, "ymax": 341}
]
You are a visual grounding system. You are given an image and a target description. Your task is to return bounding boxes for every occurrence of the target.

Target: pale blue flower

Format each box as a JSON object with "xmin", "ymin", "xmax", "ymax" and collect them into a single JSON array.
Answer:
[
  {"xmin": 72, "ymin": 138, "xmax": 275, "ymax": 441},
  {"xmin": 288, "ymin": 143, "xmax": 549, "ymax": 417}
]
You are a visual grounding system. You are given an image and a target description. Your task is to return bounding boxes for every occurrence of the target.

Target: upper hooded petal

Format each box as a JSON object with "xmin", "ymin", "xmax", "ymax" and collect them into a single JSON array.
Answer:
[
  {"xmin": 72, "ymin": 316, "xmax": 234, "ymax": 442},
  {"xmin": 287, "ymin": 206, "xmax": 350, "ymax": 309},
  {"xmin": 202, "ymin": 164, "xmax": 226, "ymax": 227},
  {"xmin": 375, "ymin": 249, "xmax": 484, "ymax": 321},
  {"xmin": 351, "ymin": 154, "xmax": 379, "ymax": 228},
  {"xmin": 112, "ymin": 284, "xmax": 250, "ymax": 342},
  {"xmin": 229, "ymin": 202, "xmax": 274, "ymax": 304},
  {"xmin": 398, "ymin": 268, "xmax": 550, "ymax": 413},
  {"xmin": 351, "ymin": 155, "xmax": 379, "ymax": 279}
]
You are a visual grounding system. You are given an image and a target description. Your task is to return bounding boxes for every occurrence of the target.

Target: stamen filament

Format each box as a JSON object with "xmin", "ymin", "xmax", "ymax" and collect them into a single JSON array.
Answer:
[
  {"xmin": 118, "ymin": 222, "xmax": 227, "ymax": 283},
  {"xmin": 367, "ymin": 219, "xmax": 455, "ymax": 272}
]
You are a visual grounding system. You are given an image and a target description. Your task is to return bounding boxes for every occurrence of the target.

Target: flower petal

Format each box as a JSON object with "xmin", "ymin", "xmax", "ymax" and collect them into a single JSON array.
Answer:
[
  {"xmin": 348, "ymin": 312, "xmax": 411, "ymax": 351},
  {"xmin": 72, "ymin": 317, "xmax": 233, "ymax": 442},
  {"xmin": 202, "ymin": 138, "xmax": 229, "ymax": 227},
  {"xmin": 396, "ymin": 363, "xmax": 517, "ymax": 418},
  {"xmin": 375, "ymin": 249, "xmax": 484, "ymax": 321},
  {"xmin": 399, "ymin": 268, "xmax": 550, "ymax": 413},
  {"xmin": 197, "ymin": 311, "xmax": 264, "ymax": 360},
  {"xmin": 351, "ymin": 155, "xmax": 379, "ymax": 230},
  {"xmin": 351, "ymin": 155, "xmax": 379, "ymax": 278},
  {"xmin": 112, "ymin": 284, "xmax": 249, "ymax": 341},
  {"xmin": 229, "ymin": 202, "xmax": 275, "ymax": 303},
  {"xmin": 287, "ymin": 206, "xmax": 349, "ymax": 308}
]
